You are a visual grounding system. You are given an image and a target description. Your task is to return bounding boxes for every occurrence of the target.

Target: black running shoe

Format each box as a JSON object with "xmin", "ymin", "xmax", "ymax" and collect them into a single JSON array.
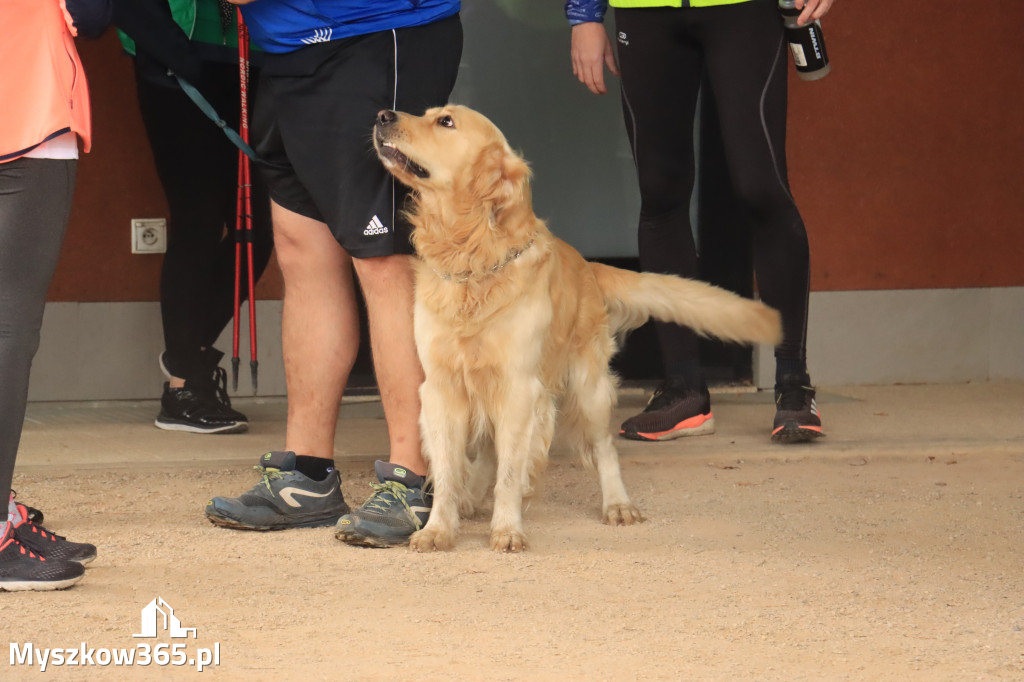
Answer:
[
  {"xmin": 205, "ymin": 451, "xmax": 350, "ymax": 530},
  {"xmin": 11, "ymin": 504, "xmax": 96, "ymax": 565},
  {"xmin": 771, "ymin": 372, "xmax": 825, "ymax": 443},
  {"xmin": 155, "ymin": 368, "xmax": 247, "ymax": 435},
  {"xmin": 0, "ymin": 522, "xmax": 84, "ymax": 592},
  {"xmin": 620, "ymin": 381, "xmax": 715, "ymax": 441},
  {"xmin": 335, "ymin": 461, "xmax": 432, "ymax": 548}
]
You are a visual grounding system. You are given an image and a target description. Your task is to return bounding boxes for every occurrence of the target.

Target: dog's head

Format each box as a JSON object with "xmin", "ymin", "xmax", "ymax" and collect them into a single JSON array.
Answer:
[{"xmin": 373, "ymin": 104, "xmax": 531, "ymax": 214}]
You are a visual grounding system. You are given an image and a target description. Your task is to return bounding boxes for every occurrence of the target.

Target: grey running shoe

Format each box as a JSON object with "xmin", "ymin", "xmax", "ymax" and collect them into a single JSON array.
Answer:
[
  {"xmin": 620, "ymin": 381, "xmax": 715, "ymax": 441},
  {"xmin": 335, "ymin": 461, "xmax": 432, "ymax": 548},
  {"xmin": 771, "ymin": 372, "xmax": 825, "ymax": 443},
  {"xmin": 205, "ymin": 451, "xmax": 349, "ymax": 530}
]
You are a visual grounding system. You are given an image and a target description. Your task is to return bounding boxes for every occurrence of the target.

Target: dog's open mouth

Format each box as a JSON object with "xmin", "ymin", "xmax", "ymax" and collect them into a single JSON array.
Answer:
[{"xmin": 376, "ymin": 136, "xmax": 430, "ymax": 179}]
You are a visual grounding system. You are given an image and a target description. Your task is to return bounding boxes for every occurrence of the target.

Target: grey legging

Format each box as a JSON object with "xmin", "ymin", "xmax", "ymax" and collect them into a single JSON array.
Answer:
[{"xmin": 0, "ymin": 157, "xmax": 76, "ymax": 499}]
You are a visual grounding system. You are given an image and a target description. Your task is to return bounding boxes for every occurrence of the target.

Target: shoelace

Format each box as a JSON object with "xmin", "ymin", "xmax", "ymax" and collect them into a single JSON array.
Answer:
[
  {"xmin": 254, "ymin": 466, "xmax": 285, "ymax": 492},
  {"xmin": 0, "ymin": 538, "xmax": 46, "ymax": 561},
  {"xmin": 208, "ymin": 367, "xmax": 234, "ymax": 408},
  {"xmin": 645, "ymin": 386, "xmax": 667, "ymax": 408},
  {"xmin": 644, "ymin": 382, "xmax": 697, "ymax": 413},
  {"xmin": 13, "ymin": 505, "xmax": 66, "ymax": 542},
  {"xmin": 182, "ymin": 367, "xmax": 235, "ymax": 413},
  {"xmin": 363, "ymin": 481, "xmax": 422, "ymax": 529},
  {"xmin": 776, "ymin": 384, "xmax": 813, "ymax": 411},
  {"xmin": 24, "ymin": 523, "xmax": 65, "ymax": 543}
]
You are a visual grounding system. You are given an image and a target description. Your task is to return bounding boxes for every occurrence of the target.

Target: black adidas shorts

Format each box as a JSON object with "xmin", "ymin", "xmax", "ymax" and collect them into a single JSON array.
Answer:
[{"xmin": 252, "ymin": 13, "xmax": 462, "ymax": 258}]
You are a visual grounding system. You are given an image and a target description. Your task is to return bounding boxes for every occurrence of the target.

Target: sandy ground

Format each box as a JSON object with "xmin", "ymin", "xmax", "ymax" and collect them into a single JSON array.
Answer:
[{"xmin": 3, "ymin": 382, "xmax": 1023, "ymax": 681}]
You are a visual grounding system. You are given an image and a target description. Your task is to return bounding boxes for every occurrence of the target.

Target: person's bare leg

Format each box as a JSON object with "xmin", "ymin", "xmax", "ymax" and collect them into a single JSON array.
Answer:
[
  {"xmin": 352, "ymin": 254, "xmax": 426, "ymax": 475},
  {"xmin": 273, "ymin": 201, "xmax": 359, "ymax": 461},
  {"xmin": 204, "ymin": 202, "xmax": 356, "ymax": 530}
]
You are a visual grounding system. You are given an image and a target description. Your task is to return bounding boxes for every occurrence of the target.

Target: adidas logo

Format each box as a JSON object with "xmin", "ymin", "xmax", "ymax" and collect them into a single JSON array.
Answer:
[{"xmin": 363, "ymin": 215, "xmax": 389, "ymax": 236}]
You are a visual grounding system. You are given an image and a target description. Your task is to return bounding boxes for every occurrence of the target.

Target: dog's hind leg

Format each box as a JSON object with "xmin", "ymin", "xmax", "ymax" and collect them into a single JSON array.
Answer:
[
  {"xmin": 565, "ymin": 368, "xmax": 644, "ymax": 526},
  {"xmin": 591, "ymin": 435, "xmax": 644, "ymax": 526},
  {"xmin": 490, "ymin": 379, "xmax": 554, "ymax": 552},
  {"xmin": 410, "ymin": 380, "xmax": 470, "ymax": 552}
]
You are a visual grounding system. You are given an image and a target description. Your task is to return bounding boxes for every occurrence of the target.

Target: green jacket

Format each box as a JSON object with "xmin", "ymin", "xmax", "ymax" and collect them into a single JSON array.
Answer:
[{"xmin": 117, "ymin": 0, "xmax": 243, "ymax": 57}]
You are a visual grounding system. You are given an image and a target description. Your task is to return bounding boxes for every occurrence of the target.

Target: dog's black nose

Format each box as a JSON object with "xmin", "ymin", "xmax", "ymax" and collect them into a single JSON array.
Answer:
[{"xmin": 377, "ymin": 109, "xmax": 397, "ymax": 126}]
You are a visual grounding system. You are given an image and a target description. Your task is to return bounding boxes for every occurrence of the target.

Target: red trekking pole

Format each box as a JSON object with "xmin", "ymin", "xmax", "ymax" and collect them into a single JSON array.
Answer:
[{"xmin": 231, "ymin": 9, "xmax": 258, "ymax": 392}]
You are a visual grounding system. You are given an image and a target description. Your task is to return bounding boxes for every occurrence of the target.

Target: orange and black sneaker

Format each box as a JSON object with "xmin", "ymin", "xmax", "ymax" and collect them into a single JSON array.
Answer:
[
  {"xmin": 11, "ymin": 503, "xmax": 97, "ymax": 565},
  {"xmin": 620, "ymin": 382, "xmax": 715, "ymax": 441},
  {"xmin": 771, "ymin": 373, "xmax": 824, "ymax": 443},
  {"xmin": 0, "ymin": 521, "xmax": 84, "ymax": 592}
]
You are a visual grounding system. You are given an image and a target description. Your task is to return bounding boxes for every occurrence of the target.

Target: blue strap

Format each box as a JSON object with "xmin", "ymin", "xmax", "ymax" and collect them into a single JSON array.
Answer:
[{"xmin": 174, "ymin": 74, "xmax": 260, "ymax": 163}]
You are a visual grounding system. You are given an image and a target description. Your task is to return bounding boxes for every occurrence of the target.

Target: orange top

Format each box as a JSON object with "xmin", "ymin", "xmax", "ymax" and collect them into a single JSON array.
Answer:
[{"xmin": 0, "ymin": 0, "xmax": 92, "ymax": 161}]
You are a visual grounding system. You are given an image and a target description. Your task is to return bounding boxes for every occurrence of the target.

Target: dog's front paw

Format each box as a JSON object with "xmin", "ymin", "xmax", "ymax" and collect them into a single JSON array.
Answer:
[
  {"xmin": 409, "ymin": 528, "xmax": 455, "ymax": 552},
  {"xmin": 490, "ymin": 529, "xmax": 527, "ymax": 553},
  {"xmin": 603, "ymin": 503, "xmax": 645, "ymax": 526}
]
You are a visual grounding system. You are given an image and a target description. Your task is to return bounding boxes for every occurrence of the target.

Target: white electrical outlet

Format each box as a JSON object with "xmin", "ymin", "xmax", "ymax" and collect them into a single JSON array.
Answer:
[{"xmin": 131, "ymin": 218, "xmax": 167, "ymax": 254}]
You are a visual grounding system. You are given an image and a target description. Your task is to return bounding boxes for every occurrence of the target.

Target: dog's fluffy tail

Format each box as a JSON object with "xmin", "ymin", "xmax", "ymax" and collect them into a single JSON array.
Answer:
[{"xmin": 589, "ymin": 262, "xmax": 782, "ymax": 346}]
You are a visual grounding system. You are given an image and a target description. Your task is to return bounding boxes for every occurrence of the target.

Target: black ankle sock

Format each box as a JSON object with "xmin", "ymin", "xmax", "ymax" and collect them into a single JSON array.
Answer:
[
  {"xmin": 295, "ymin": 456, "xmax": 336, "ymax": 481},
  {"xmin": 663, "ymin": 375, "xmax": 708, "ymax": 395},
  {"xmin": 774, "ymin": 358, "xmax": 807, "ymax": 385}
]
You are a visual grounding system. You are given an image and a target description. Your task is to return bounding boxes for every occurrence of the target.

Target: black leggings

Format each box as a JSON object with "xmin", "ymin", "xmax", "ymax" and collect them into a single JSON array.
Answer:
[
  {"xmin": 0, "ymin": 158, "xmax": 76, "ymax": 499},
  {"xmin": 615, "ymin": 0, "xmax": 811, "ymax": 388},
  {"xmin": 135, "ymin": 62, "xmax": 274, "ymax": 383}
]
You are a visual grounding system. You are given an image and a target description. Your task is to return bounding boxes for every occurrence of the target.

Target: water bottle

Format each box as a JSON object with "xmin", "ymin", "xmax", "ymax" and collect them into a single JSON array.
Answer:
[{"xmin": 779, "ymin": 0, "xmax": 831, "ymax": 81}]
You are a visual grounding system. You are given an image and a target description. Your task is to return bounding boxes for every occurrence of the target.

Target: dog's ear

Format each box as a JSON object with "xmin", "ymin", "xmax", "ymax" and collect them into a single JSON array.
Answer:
[{"xmin": 467, "ymin": 142, "xmax": 530, "ymax": 213}]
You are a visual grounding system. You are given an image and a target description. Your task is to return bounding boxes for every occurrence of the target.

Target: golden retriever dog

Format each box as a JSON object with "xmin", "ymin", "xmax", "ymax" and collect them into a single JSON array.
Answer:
[{"xmin": 374, "ymin": 105, "xmax": 781, "ymax": 552}]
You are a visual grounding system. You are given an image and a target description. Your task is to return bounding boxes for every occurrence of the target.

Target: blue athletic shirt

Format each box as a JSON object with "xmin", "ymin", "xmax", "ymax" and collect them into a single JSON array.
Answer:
[{"xmin": 240, "ymin": 0, "xmax": 461, "ymax": 54}]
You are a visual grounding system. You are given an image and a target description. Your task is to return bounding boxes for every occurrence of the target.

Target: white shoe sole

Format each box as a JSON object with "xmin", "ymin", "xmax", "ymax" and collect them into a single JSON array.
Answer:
[
  {"xmin": 0, "ymin": 575, "xmax": 83, "ymax": 591},
  {"xmin": 621, "ymin": 414, "xmax": 716, "ymax": 441},
  {"xmin": 154, "ymin": 419, "xmax": 248, "ymax": 435}
]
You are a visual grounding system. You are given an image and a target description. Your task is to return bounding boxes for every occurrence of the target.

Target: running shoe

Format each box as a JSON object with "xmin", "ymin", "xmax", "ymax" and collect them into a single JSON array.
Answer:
[
  {"xmin": 771, "ymin": 372, "xmax": 825, "ymax": 443},
  {"xmin": 205, "ymin": 451, "xmax": 350, "ymax": 530},
  {"xmin": 335, "ymin": 461, "xmax": 432, "ymax": 548},
  {"xmin": 155, "ymin": 369, "xmax": 247, "ymax": 434},
  {"xmin": 0, "ymin": 521, "xmax": 84, "ymax": 592},
  {"xmin": 11, "ymin": 503, "xmax": 96, "ymax": 565},
  {"xmin": 620, "ymin": 381, "xmax": 715, "ymax": 441}
]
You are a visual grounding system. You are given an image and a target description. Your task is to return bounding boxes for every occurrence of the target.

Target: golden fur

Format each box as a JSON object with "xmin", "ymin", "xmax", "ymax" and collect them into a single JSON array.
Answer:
[{"xmin": 374, "ymin": 105, "xmax": 782, "ymax": 552}]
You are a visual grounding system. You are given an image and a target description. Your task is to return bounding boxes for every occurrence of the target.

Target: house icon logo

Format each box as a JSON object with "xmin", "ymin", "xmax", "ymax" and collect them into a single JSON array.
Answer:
[{"xmin": 133, "ymin": 597, "xmax": 197, "ymax": 639}]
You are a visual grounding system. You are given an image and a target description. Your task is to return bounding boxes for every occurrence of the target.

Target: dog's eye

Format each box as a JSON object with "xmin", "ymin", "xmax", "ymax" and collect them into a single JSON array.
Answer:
[{"xmin": 437, "ymin": 115, "xmax": 455, "ymax": 128}]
